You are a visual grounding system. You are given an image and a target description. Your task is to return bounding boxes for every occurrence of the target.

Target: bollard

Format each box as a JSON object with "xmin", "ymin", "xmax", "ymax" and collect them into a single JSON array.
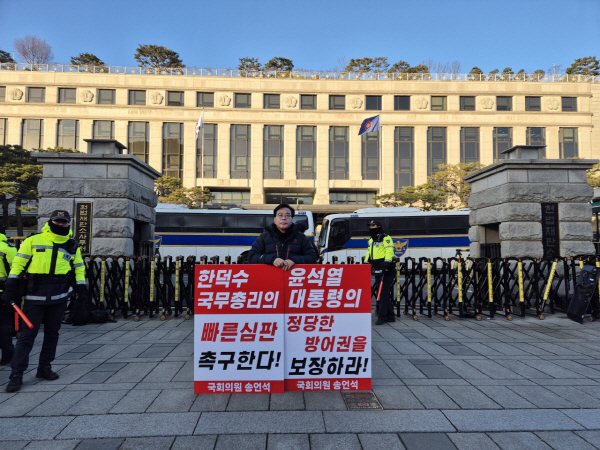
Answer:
[
  {"xmin": 123, "ymin": 257, "xmax": 130, "ymax": 319},
  {"xmin": 332, "ymin": 256, "xmax": 338, "ymax": 264},
  {"xmin": 237, "ymin": 255, "xmax": 243, "ymax": 264},
  {"xmin": 540, "ymin": 259, "xmax": 558, "ymax": 319},
  {"xmin": 174, "ymin": 257, "xmax": 181, "ymax": 318},
  {"xmin": 396, "ymin": 260, "xmax": 401, "ymax": 318},
  {"xmin": 457, "ymin": 258, "xmax": 464, "ymax": 318},
  {"xmin": 487, "ymin": 259, "xmax": 495, "ymax": 319},
  {"xmin": 225, "ymin": 255, "xmax": 231, "ymax": 265},
  {"xmin": 426, "ymin": 259, "xmax": 432, "ymax": 318},
  {"xmin": 100, "ymin": 257, "xmax": 106, "ymax": 309},
  {"xmin": 149, "ymin": 257, "xmax": 155, "ymax": 318}
]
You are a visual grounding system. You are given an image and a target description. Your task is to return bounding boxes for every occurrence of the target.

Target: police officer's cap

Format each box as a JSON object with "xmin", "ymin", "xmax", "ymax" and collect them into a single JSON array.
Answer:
[
  {"xmin": 367, "ymin": 220, "xmax": 382, "ymax": 227},
  {"xmin": 50, "ymin": 210, "xmax": 71, "ymax": 223}
]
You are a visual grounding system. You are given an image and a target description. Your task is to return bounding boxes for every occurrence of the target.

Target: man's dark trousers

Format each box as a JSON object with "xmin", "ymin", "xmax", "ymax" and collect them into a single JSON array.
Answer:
[
  {"xmin": 0, "ymin": 304, "xmax": 14, "ymax": 361},
  {"xmin": 11, "ymin": 300, "xmax": 68, "ymax": 375},
  {"xmin": 377, "ymin": 268, "xmax": 396, "ymax": 321}
]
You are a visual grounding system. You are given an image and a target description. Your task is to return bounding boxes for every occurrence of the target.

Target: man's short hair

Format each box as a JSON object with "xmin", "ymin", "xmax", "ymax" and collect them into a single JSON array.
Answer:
[{"xmin": 274, "ymin": 203, "xmax": 295, "ymax": 217}]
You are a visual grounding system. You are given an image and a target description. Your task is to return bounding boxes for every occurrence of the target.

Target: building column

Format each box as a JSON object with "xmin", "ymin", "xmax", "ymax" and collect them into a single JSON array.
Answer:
[
  {"xmin": 546, "ymin": 126, "xmax": 560, "ymax": 158},
  {"xmin": 250, "ymin": 123, "xmax": 264, "ymax": 204},
  {"xmin": 182, "ymin": 122, "xmax": 196, "ymax": 187},
  {"xmin": 349, "ymin": 125, "xmax": 361, "ymax": 181},
  {"xmin": 414, "ymin": 126, "xmax": 428, "ymax": 186},
  {"xmin": 314, "ymin": 125, "xmax": 329, "ymax": 205},
  {"xmin": 480, "ymin": 127, "xmax": 494, "ymax": 165},
  {"xmin": 149, "ymin": 122, "xmax": 163, "ymax": 174},
  {"xmin": 283, "ymin": 124, "xmax": 295, "ymax": 180},
  {"xmin": 78, "ymin": 119, "xmax": 93, "ymax": 153},
  {"xmin": 114, "ymin": 120, "xmax": 128, "ymax": 151},
  {"xmin": 217, "ymin": 123, "xmax": 230, "ymax": 180},
  {"xmin": 45, "ymin": 118, "xmax": 58, "ymax": 150},
  {"xmin": 381, "ymin": 125, "xmax": 394, "ymax": 194},
  {"xmin": 513, "ymin": 126, "xmax": 527, "ymax": 146},
  {"xmin": 447, "ymin": 126, "xmax": 461, "ymax": 165}
]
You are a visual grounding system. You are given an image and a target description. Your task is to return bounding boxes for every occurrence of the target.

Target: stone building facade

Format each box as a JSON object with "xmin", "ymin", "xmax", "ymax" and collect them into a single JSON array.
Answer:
[{"xmin": 0, "ymin": 68, "xmax": 599, "ymax": 213}]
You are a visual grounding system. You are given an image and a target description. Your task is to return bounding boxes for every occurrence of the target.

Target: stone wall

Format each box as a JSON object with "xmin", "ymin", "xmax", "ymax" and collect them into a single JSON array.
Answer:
[
  {"xmin": 465, "ymin": 159, "xmax": 597, "ymax": 258},
  {"xmin": 34, "ymin": 153, "xmax": 160, "ymax": 256}
]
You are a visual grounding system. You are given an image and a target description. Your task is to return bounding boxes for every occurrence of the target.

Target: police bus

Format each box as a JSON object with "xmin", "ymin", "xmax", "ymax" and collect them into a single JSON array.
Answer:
[
  {"xmin": 317, "ymin": 207, "xmax": 470, "ymax": 263},
  {"xmin": 154, "ymin": 204, "xmax": 315, "ymax": 261}
]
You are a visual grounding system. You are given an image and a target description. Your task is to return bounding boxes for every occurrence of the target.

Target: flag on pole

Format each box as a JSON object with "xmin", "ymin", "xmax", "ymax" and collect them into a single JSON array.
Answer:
[
  {"xmin": 358, "ymin": 115, "xmax": 381, "ymax": 136},
  {"xmin": 195, "ymin": 111, "xmax": 204, "ymax": 139}
]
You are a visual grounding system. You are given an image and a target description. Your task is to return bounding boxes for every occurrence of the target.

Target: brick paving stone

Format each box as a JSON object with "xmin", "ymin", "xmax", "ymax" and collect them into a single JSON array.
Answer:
[
  {"xmin": 359, "ymin": 433, "xmax": 406, "ymax": 450},
  {"xmin": 536, "ymin": 431, "xmax": 597, "ymax": 450},
  {"xmin": 171, "ymin": 435, "xmax": 217, "ymax": 450},
  {"xmin": 226, "ymin": 393, "xmax": 270, "ymax": 411},
  {"xmin": 447, "ymin": 433, "xmax": 501, "ymax": 450},
  {"xmin": 215, "ymin": 434, "xmax": 266, "ymax": 450},
  {"xmin": 267, "ymin": 433, "xmax": 309, "ymax": 450},
  {"xmin": 324, "ymin": 410, "xmax": 454, "ymax": 433},
  {"xmin": 109, "ymin": 389, "xmax": 161, "ymax": 414},
  {"xmin": 413, "ymin": 364, "xmax": 461, "ymax": 379},
  {"xmin": 106, "ymin": 362, "xmax": 157, "ymax": 383},
  {"xmin": 444, "ymin": 409, "xmax": 583, "ymax": 432},
  {"xmin": 440, "ymin": 386, "xmax": 501, "ymax": 409},
  {"xmin": 385, "ymin": 360, "xmax": 427, "ymax": 378},
  {"xmin": 373, "ymin": 386, "xmax": 424, "ymax": 409},
  {"xmin": 475, "ymin": 386, "xmax": 537, "ymax": 409},
  {"xmin": 544, "ymin": 385, "xmax": 600, "ymax": 408},
  {"xmin": 190, "ymin": 394, "xmax": 230, "ymax": 412},
  {"xmin": 400, "ymin": 433, "xmax": 457, "ymax": 450},
  {"xmin": 439, "ymin": 360, "xmax": 489, "ymax": 380},
  {"xmin": 90, "ymin": 363, "xmax": 127, "ymax": 372},
  {"xmin": 522, "ymin": 359, "xmax": 582, "ymax": 378},
  {"xmin": 575, "ymin": 431, "xmax": 600, "ymax": 448},
  {"xmin": 506, "ymin": 385, "xmax": 577, "ymax": 409},
  {"xmin": 171, "ymin": 360, "xmax": 194, "ymax": 383},
  {"xmin": 310, "ymin": 433, "xmax": 362, "ymax": 450},
  {"xmin": 64, "ymin": 391, "xmax": 125, "ymax": 415},
  {"xmin": 195, "ymin": 411, "xmax": 325, "ymax": 434},
  {"xmin": 23, "ymin": 441, "xmax": 80, "ymax": 450},
  {"xmin": 487, "ymin": 432, "xmax": 552, "ymax": 450},
  {"xmin": 304, "ymin": 391, "xmax": 346, "ymax": 410},
  {"xmin": 73, "ymin": 372, "xmax": 113, "ymax": 384},
  {"xmin": 408, "ymin": 386, "xmax": 459, "ymax": 409},
  {"xmin": 26, "ymin": 391, "xmax": 89, "ymax": 416},
  {"xmin": 74, "ymin": 438, "xmax": 124, "ymax": 450},
  {"xmin": 0, "ymin": 416, "xmax": 75, "ymax": 440},
  {"xmin": 118, "ymin": 436, "xmax": 174, "ymax": 449},
  {"xmin": 371, "ymin": 359, "xmax": 399, "ymax": 379},
  {"xmin": 560, "ymin": 409, "xmax": 600, "ymax": 429},
  {"xmin": 141, "ymin": 361, "xmax": 185, "ymax": 383},
  {"xmin": 0, "ymin": 392, "xmax": 55, "ymax": 417},
  {"xmin": 147, "ymin": 389, "xmax": 196, "ymax": 413},
  {"xmin": 269, "ymin": 391, "xmax": 305, "ymax": 410}
]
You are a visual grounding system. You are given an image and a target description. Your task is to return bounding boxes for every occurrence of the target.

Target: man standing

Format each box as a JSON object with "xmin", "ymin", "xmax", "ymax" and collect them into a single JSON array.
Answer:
[
  {"xmin": 365, "ymin": 220, "xmax": 396, "ymax": 325},
  {"xmin": 248, "ymin": 203, "xmax": 318, "ymax": 269},
  {"xmin": 3, "ymin": 210, "xmax": 88, "ymax": 392},
  {"xmin": 0, "ymin": 225, "xmax": 17, "ymax": 365}
]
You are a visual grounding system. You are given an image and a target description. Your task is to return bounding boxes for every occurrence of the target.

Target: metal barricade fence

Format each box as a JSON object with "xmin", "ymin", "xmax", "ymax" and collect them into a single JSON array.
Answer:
[{"xmin": 71, "ymin": 254, "xmax": 600, "ymax": 323}]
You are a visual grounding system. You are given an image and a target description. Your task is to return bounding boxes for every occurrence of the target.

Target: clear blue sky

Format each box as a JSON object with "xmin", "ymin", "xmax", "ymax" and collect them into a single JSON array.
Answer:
[{"xmin": 1, "ymin": 0, "xmax": 598, "ymax": 73}]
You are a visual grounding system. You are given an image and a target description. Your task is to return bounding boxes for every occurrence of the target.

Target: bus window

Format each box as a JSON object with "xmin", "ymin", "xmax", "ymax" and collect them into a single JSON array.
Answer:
[
  {"xmin": 318, "ymin": 220, "xmax": 329, "ymax": 248},
  {"xmin": 350, "ymin": 217, "xmax": 377, "ymax": 236},
  {"xmin": 182, "ymin": 214, "xmax": 223, "ymax": 233},
  {"xmin": 292, "ymin": 215, "xmax": 309, "ymax": 232},
  {"xmin": 224, "ymin": 214, "xmax": 267, "ymax": 233},
  {"xmin": 388, "ymin": 217, "xmax": 427, "ymax": 235},
  {"xmin": 155, "ymin": 214, "xmax": 183, "ymax": 232},
  {"xmin": 329, "ymin": 219, "xmax": 349, "ymax": 251},
  {"xmin": 428, "ymin": 215, "xmax": 469, "ymax": 234}
]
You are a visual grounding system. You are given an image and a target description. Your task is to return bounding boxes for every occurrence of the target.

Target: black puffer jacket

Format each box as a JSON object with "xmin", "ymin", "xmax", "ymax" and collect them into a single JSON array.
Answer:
[{"xmin": 248, "ymin": 223, "xmax": 318, "ymax": 265}]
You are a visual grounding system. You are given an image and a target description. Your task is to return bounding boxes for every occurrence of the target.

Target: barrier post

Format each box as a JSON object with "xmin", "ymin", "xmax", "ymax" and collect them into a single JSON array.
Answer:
[
  {"xmin": 149, "ymin": 257, "xmax": 155, "ymax": 318},
  {"xmin": 396, "ymin": 260, "xmax": 401, "ymax": 317},
  {"xmin": 174, "ymin": 257, "xmax": 180, "ymax": 318},
  {"xmin": 100, "ymin": 257, "xmax": 106, "ymax": 309},
  {"xmin": 487, "ymin": 259, "xmax": 495, "ymax": 319},
  {"xmin": 518, "ymin": 259, "xmax": 525, "ymax": 317},
  {"xmin": 426, "ymin": 259, "xmax": 432, "ymax": 318},
  {"xmin": 540, "ymin": 259, "xmax": 558, "ymax": 319},
  {"xmin": 123, "ymin": 257, "xmax": 130, "ymax": 319},
  {"xmin": 458, "ymin": 258, "xmax": 464, "ymax": 318}
]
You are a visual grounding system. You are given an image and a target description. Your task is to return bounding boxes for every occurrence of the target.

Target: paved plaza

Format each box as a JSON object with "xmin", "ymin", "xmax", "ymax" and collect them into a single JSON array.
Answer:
[{"xmin": 1, "ymin": 310, "xmax": 600, "ymax": 450}]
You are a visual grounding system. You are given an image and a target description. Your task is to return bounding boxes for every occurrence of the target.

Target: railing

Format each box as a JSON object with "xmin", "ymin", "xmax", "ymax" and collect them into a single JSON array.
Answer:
[
  {"xmin": 58, "ymin": 253, "xmax": 600, "ymax": 324},
  {"xmin": 1, "ymin": 62, "xmax": 599, "ymax": 83}
]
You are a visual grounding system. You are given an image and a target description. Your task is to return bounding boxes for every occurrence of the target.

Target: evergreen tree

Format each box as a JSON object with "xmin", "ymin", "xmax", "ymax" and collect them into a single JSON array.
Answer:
[
  {"xmin": 566, "ymin": 56, "xmax": 600, "ymax": 76},
  {"xmin": 134, "ymin": 44, "xmax": 185, "ymax": 69}
]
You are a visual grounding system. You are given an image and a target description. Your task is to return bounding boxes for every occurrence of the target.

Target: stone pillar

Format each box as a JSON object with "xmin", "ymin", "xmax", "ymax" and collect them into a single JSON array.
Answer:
[
  {"xmin": 33, "ymin": 152, "xmax": 161, "ymax": 256},
  {"xmin": 465, "ymin": 159, "xmax": 598, "ymax": 258}
]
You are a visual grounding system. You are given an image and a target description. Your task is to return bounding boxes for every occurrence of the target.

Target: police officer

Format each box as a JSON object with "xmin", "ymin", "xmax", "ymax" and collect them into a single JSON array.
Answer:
[
  {"xmin": 0, "ymin": 225, "xmax": 17, "ymax": 365},
  {"xmin": 365, "ymin": 220, "xmax": 396, "ymax": 325},
  {"xmin": 3, "ymin": 210, "xmax": 88, "ymax": 392}
]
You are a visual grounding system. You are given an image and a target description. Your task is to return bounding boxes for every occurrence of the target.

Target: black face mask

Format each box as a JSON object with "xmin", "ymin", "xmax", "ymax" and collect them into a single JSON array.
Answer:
[
  {"xmin": 369, "ymin": 227, "xmax": 382, "ymax": 239},
  {"xmin": 48, "ymin": 221, "xmax": 71, "ymax": 236}
]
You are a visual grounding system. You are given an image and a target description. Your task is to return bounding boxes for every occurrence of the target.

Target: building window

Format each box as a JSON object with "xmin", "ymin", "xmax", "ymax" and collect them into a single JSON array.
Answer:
[
  {"xmin": 264, "ymin": 125, "xmax": 283, "ymax": 179},
  {"xmin": 128, "ymin": 90, "xmax": 146, "ymax": 105},
  {"xmin": 167, "ymin": 91, "xmax": 184, "ymax": 106},
  {"xmin": 427, "ymin": 127, "xmax": 446, "ymax": 176},
  {"xmin": 26, "ymin": 87, "xmax": 45, "ymax": 103},
  {"xmin": 460, "ymin": 96, "xmax": 475, "ymax": 111},
  {"xmin": 57, "ymin": 120, "xmax": 79, "ymax": 150},
  {"xmin": 525, "ymin": 96, "xmax": 541, "ymax": 111},
  {"xmin": 264, "ymin": 94, "xmax": 280, "ymax": 109},
  {"xmin": 329, "ymin": 95, "xmax": 345, "ymax": 110},
  {"xmin": 197, "ymin": 92, "xmax": 214, "ymax": 107},
  {"xmin": 0, "ymin": 87, "xmax": 5, "ymax": 102},
  {"xmin": 361, "ymin": 131, "xmax": 379, "ymax": 180},
  {"xmin": 265, "ymin": 193, "xmax": 313, "ymax": 205},
  {"xmin": 394, "ymin": 127, "xmax": 414, "ymax": 191},
  {"xmin": 559, "ymin": 127, "xmax": 578, "ymax": 158},
  {"xmin": 460, "ymin": 127, "xmax": 479, "ymax": 164},
  {"xmin": 0, "ymin": 119, "xmax": 6, "ymax": 145},
  {"xmin": 431, "ymin": 96, "xmax": 447, "ymax": 111},
  {"xmin": 234, "ymin": 93, "xmax": 251, "ymax": 108},
  {"xmin": 394, "ymin": 96, "xmax": 410, "ymax": 111},
  {"xmin": 93, "ymin": 120, "xmax": 114, "ymax": 139},
  {"xmin": 562, "ymin": 97, "xmax": 577, "ymax": 112},
  {"xmin": 493, "ymin": 127, "xmax": 513, "ymax": 162},
  {"xmin": 230, "ymin": 124, "xmax": 251, "ymax": 178},
  {"xmin": 197, "ymin": 124, "xmax": 218, "ymax": 178},
  {"xmin": 208, "ymin": 191, "xmax": 250, "ymax": 205},
  {"xmin": 98, "ymin": 89, "xmax": 115, "ymax": 104},
  {"xmin": 21, "ymin": 119, "xmax": 44, "ymax": 150},
  {"xmin": 496, "ymin": 96, "xmax": 512, "ymax": 111},
  {"xmin": 330, "ymin": 192, "xmax": 374, "ymax": 205},
  {"xmin": 300, "ymin": 94, "xmax": 316, "ymax": 110},
  {"xmin": 365, "ymin": 95, "xmax": 382, "ymax": 111},
  {"xmin": 128, "ymin": 122, "xmax": 149, "ymax": 163},
  {"xmin": 58, "ymin": 88, "xmax": 76, "ymax": 104},
  {"xmin": 526, "ymin": 127, "xmax": 546, "ymax": 148},
  {"xmin": 329, "ymin": 126, "xmax": 349, "ymax": 180},
  {"xmin": 297, "ymin": 126, "xmax": 316, "ymax": 180},
  {"xmin": 163, "ymin": 123, "xmax": 184, "ymax": 178}
]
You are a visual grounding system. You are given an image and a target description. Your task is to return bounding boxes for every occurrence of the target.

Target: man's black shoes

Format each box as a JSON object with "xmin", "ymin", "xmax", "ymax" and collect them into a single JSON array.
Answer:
[
  {"xmin": 6, "ymin": 374, "xmax": 22, "ymax": 392},
  {"xmin": 36, "ymin": 366, "xmax": 59, "ymax": 381}
]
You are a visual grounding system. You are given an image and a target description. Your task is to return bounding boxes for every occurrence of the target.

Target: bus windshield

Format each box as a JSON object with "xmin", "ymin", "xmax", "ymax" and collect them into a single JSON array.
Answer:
[{"xmin": 318, "ymin": 219, "xmax": 329, "ymax": 248}]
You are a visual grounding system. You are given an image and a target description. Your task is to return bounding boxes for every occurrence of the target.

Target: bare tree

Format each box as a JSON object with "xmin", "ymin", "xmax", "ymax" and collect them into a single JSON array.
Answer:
[
  {"xmin": 331, "ymin": 57, "xmax": 349, "ymax": 72},
  {"xmin": 450, "ymin": 60, "xmax": 461, "ymax": 75},
  {"xmin": 13, "ymin": 35, "xmax": 54, "ymax": 65},
  {"xmin": 548, "ymin": 63, "xmax": 563, "ymax": 76},
  {"xmin": 421, "ymin": 58, "xmax": 434, "ymax": 72}
]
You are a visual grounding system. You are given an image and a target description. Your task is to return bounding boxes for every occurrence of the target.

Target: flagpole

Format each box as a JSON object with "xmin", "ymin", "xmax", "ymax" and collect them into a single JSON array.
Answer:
[{"xmin": 201, "ymin": 108, "xmax": 205, "ymax": 209}]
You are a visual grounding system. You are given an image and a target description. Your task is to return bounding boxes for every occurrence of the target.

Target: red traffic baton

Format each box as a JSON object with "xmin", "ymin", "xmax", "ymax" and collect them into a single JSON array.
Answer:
[{"xmin": 11, "ymin": 303, "xmax": 33, "ymax": 329}]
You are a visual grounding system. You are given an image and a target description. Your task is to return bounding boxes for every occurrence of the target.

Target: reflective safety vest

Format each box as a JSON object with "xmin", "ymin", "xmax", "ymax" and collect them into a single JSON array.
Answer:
[
  {"xmin": 365, "ymin": 234, "xmax": 395, "ymax": 269},
  {"xmin": 7, "ymin": 223, "xmax": 86, "ymax": 304},
  {"xmin": 0, "ymin": 233, "xmax": 17, "ymax": 292}
]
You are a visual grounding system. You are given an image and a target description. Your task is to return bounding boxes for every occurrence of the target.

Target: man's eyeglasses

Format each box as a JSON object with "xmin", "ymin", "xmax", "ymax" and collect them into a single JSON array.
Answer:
[{"xmin": 276, "ymin": 214, "xmax": 292, "ymax": 219}]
